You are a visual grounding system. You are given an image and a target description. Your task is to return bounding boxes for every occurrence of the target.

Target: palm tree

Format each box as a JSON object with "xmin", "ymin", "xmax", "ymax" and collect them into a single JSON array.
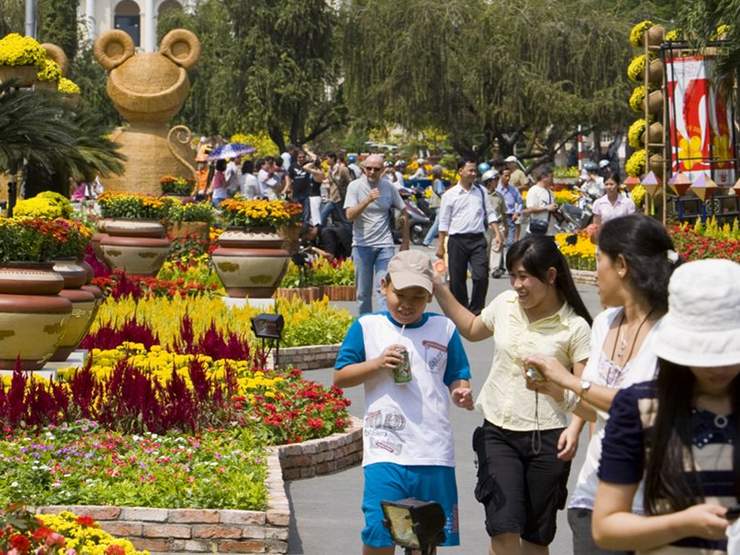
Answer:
[{"xmin": 0, "ymin": 82, "xmax": 125, "ymax": 199}]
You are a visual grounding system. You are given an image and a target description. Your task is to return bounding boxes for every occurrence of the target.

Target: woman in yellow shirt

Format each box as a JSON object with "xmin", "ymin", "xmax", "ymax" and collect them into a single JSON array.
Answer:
[{"xmin": 434, "ymin": 234, "xmax": 592, "ymax": 555}]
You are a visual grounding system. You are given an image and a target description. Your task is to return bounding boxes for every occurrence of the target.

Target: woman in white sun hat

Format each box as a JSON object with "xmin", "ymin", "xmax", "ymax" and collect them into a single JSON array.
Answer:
[{"xmin": 593, "ymin": 259, "xmax": 740, "ymax": 554}]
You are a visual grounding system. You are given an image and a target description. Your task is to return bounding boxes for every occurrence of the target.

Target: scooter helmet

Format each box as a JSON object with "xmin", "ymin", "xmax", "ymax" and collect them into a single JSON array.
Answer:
[
  {"xmin": 477, "ymin": 162, "xmax": 491, "ymax": 175},
  {"xmin": 348, "ymin": 154, "xmax": 358, "ymax": 164},
  {"xmin": 481, "ymin": 169, "xmax": 499, "ymax": 183},
  {"xmin": 583, "ymin": 160, "xmax": 599, "ymax": 173}
]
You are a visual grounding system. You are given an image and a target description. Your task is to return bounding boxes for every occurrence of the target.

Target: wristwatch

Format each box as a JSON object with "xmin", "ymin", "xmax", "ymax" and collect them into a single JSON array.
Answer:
[{"xmin": 579, "ymin": 379, "xmax": 592, "ymax": 399}]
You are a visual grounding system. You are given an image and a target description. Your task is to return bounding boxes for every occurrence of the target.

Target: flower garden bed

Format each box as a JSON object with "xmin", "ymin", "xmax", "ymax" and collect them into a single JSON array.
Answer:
[
  {"xmin": 28, "ymin": 416, "xmax": 362, "ymax": 554},
  {"xmin": 555, "ymin": 218, "xmax": 740, "ymax": 279},
  {"xmin": 82, "ymin": 294, "xmax": 352, "ymax": 351},
  {"xmin": 277, "ymin": 258, "xmax": 355, "ymax": 301}
]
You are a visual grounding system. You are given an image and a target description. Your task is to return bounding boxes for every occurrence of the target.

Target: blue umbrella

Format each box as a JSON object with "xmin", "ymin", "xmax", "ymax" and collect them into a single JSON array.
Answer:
[{"xmin": 207, "ymin": 143, "xmax": 256, "ymax": 160}]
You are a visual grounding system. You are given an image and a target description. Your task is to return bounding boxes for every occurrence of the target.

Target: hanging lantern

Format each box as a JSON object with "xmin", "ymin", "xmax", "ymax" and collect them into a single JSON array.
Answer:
[
  {"xmin": 641, "ymin": 171, "xmax": 661, "ymax": 196},
  {"xmin": 668, "ymin": 172, "xmax": 692, "ymax": 196},
  {"xmin": 624, "ymin": 176, "xmax": 641, "ymax": 192},
  {"xmin": 689, "ymin": 173, "xmax": 718, "ymax": 201}
]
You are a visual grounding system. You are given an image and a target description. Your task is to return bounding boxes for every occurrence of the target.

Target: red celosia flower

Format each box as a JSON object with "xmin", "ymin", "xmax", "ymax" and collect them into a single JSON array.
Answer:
[
  {"xmin": 75, "ymin": 515, "xmax": 96, "ymax": 527},
  {"xmin": 105, "ymin": 545, "xmax": 126, "ymax": 555},
  {"xmin": 10, "ymin": 533, "xmax": 32, "ymax": 553}
]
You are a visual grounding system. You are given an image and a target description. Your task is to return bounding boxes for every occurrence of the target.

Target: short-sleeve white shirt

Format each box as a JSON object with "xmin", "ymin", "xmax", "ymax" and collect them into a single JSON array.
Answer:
[
  {"xmin": 438, "ymin": 183, "xmax": 500, "ymax": 235},
  {"xmin": 525, "ymin": 184, "xmax": 556, "ymax": 235}
]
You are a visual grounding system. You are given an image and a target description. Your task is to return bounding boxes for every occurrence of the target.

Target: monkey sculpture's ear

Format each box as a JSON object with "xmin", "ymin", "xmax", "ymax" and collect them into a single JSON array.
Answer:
[
  {"xmin": 94, "ymin": 30, "xmax": 135, "ymax": 71},
  {"xmin": 41, "ymin": 43, "xmax": 69, "ymax": 75},
  {"xmin": 159, "ymin": 29, "xmax": 201, "ymax": 70}
]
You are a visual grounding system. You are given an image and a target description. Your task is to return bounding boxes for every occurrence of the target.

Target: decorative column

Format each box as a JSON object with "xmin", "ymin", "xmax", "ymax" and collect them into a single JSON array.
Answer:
[
  {"xmin": 85, "ymin": 0, "xmax": 95, "ymax": 41},
  {"xmin": 145, "ymin": 0, "xmax": 155, "ymax": 52}
]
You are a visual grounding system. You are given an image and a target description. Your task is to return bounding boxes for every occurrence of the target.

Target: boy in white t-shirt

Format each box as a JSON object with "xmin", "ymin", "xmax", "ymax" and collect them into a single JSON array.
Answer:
[{"xmin": 334, "ymin": 250, "xmax": 474, "ymax": 554}]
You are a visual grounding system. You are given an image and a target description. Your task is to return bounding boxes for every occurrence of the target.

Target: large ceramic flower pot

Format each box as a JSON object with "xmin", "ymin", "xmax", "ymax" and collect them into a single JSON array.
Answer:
[
  {"xmin": 212, "ymin": 229, "xmax": 289, "ymax": 298},
  {"xmin": 0, "ymin": 64, "xmax": 37, "ymax": 87},
  {"xmin": 49, "ymin": 289, "xmax": 96, "ymax": 362},
  {"xmin": 0, "ymin": 264, "xmax": 72, "ymax": 370},
  {"xmin": 48, "ymin": 260, "xmax": 98, "ymax": 362},
  {"xmin": 91, "ymin": 218, "xmax": 113, "ymax": 261},
  {"xmin": 100, "ymin": 219, "xmax": 171, "ymax": 276}
]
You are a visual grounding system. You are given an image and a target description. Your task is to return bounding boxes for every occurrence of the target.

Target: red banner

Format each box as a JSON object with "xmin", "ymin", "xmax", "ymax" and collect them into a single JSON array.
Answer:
[{"xmin": 666, "ymin": 55, "xmax": 736, "ymax": 186}]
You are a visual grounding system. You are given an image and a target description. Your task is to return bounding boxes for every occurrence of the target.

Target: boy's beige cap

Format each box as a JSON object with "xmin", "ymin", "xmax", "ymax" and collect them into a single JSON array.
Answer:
[{"xmin": 388, "ymin": 250, "xmax": 434, "ymax": 294}]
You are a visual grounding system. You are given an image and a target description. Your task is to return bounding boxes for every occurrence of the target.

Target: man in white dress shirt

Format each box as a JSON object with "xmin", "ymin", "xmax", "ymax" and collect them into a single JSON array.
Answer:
[{"xmin": 436, "ymin": 159, "xmax": 502, "ymax": 315}]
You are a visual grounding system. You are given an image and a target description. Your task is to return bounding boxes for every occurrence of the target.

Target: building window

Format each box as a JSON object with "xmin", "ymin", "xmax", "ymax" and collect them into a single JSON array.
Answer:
[
  {"xmin": 114, "ymin": 0, "xmax": 141, "ymax": 47},
  {"xmin": 158, "ymin": 0, "xmax": 183, "ymax": 16}
]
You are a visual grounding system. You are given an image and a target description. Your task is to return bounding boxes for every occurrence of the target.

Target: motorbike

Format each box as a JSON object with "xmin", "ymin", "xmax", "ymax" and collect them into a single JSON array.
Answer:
[
  {"xmin": 393, "ymin": 187, "xmax": 432, "ymax": 245},
  {"xmin": 553, "ymin": 187, "xmax": 599, "ymax": 233}
]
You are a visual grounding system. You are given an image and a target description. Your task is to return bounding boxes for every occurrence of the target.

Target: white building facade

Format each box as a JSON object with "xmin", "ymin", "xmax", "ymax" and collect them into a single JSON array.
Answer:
[{"xmin": 77, "ymin": 0, "xmax": 195, "ymax": 52}]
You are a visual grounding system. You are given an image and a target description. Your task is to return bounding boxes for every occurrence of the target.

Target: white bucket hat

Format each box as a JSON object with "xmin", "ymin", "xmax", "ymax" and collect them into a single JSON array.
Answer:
[{"xmin": 653, "ymin": 259, "xmax": 740, "ymax": 367}]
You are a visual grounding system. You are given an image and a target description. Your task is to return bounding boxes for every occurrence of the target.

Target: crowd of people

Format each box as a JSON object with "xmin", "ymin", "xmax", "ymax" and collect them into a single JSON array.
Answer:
[
  {"xmin": 335, "ymin": 217, "xmax": 738, "ymax": 555},
  {"xmin": 296, "ymin": 152, "xmax": 734, "ymax": 555}
]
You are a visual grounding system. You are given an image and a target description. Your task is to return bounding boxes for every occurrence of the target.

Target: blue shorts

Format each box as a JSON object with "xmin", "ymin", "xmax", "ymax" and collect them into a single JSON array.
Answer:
[{"xmin": 361, "ymin": 463, "xmax": 460, "ymax": 548}]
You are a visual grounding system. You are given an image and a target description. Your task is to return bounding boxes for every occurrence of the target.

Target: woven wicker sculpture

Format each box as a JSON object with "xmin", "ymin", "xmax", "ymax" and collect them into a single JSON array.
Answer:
[{"xmin": 94, "ymin": 29, "xmax": 201, "ymax": 195}]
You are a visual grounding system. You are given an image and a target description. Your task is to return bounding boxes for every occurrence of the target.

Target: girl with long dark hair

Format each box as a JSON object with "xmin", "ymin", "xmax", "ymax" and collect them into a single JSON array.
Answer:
[
  {"xmin": 524, "ymin": 214, "xmax": 677, "ymax": 555},
  {"xmin": 434, "ymin": 234, "xmax": 592, "ymax": 555},
  {"xmin": 592, "ymin": 259, "xmax": 739, "ymax": 554}
]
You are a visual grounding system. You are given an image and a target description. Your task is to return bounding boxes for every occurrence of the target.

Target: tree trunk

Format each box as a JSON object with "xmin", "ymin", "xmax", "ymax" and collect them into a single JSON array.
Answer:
[{"xmin": 268, "ymin": 124, "xmax": 286, "ymax": 154}]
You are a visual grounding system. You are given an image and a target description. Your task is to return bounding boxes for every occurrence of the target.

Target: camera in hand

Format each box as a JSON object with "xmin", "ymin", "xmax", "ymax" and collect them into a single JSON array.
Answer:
[{"xmin": 526, "ymin": 367, "xmax": 545, "ymax": 382}]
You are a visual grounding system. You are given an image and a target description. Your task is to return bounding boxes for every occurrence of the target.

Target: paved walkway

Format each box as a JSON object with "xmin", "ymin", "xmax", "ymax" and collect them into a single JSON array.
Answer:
[{"xmin": 286, "ymin": 273, "xmax": 602, "ymax": 555}]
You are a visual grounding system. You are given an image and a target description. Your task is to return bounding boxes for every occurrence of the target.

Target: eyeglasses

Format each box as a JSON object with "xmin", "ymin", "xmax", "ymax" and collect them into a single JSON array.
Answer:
[{"xmin": 365, "ymin": 166, "xmax": 383, "ymax": 172}]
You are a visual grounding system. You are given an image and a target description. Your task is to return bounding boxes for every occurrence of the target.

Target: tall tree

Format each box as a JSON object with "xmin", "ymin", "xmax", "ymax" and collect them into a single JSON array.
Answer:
[
  {"xmin": 343, "ymin": 0, "xmax": 632, "ymax": 161},
  {"xmin": 158, "ymin": 0, "xmax": 346, "ymax": 150},
  {"xmin": 36, "ymin": 0, "xmax": 78, "ymax": 59},
  {"xmin": 677, "ymin": 0, "xmax": 739, "ymax": 101},
  {"xmin": 0, "ymin": 0, "xmax": 23, "ymax": 37}
]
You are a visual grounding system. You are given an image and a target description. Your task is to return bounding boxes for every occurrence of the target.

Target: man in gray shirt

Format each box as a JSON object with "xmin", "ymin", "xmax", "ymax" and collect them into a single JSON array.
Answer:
[{"xmin": 344, "ymin": 154, "xmax": 409, "ymax": 314}]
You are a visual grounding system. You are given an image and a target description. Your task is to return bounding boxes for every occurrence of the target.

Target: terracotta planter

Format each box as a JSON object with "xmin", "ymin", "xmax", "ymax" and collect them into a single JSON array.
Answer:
[
  {"xmin": 325, "ymin": 285, "xmax": 357, "ymax": 301},
  {"xmin": 646, "ymin": 122, "xmax": 663, "ymax": 144},
  {"xmin": 34, "ymin": 79, "xmax": 58, "ymax": 92},
  {"xmin": 647, "ymin": 59, "xmax": 664, "ymax": 86},
  {"xmin": 48, "ymin": 260, "xmax": 99, "ymax": 362},
  {"xmin": 646, "ymin": 90, "xmax": 663, "ymax": 117},
  {"xmin": 52, "ymin": 259, "xmax": 88, "ymax": 289},
  {"xmin": 646, "ymin": 25, "xmax": 665, "ymax": 47},
  {"xmin": 275, "ymin": 287, "xmax": 322, "ymax": 303},
  {"xmin": 649, "ymin": 154, "xmax": 665, "ymax": 179},
  {"xmin": 49, "ymin": 289, "xmax": 96, "ymax": 362},
  {"xmin": 91, "ymin": 219, "xmax": 114, "ymax": 261},
  {"xmin": 168, "ymin": 221, "xmax": 209, "ymax": 241},
  {"xmin": 279, "ymin": 224, "xmax": 302, "ymax": 255},
  {"xmin": 100, "ymin": 219, "xmax": 171, "ymax": 276},
  {"xmin": 212, "ymin": 229, "xmax": 289, "ymax": 298},
  {"xmin": 0, "ymin": 264, "xmax": 72, "ymax": 370},
  {"xmin": 0, "ymin": 64, "xmax": 37, "ymax": 87}
]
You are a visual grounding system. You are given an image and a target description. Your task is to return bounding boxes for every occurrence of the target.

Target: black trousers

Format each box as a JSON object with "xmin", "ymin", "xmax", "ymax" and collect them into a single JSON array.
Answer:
[{"xmin": 448, "ymin": 232, "xmax": 489, "ymax": 315}]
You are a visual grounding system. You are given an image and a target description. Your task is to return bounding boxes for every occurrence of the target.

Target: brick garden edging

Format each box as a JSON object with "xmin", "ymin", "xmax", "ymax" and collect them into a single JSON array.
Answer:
[
  {"xmin": 34, "ymin": 416, "xmax": 363, "ymax": 554},
  {"xmin": 570, "ymin": 269, "xmax": 597, "ymax": 286},
  {"xmin": 278, "ymin": 414, "xmax": 363, "ymax": 481},
  {"xmin": 269, "ymin": 343, "xmax": 340, "ymax": 371}
]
